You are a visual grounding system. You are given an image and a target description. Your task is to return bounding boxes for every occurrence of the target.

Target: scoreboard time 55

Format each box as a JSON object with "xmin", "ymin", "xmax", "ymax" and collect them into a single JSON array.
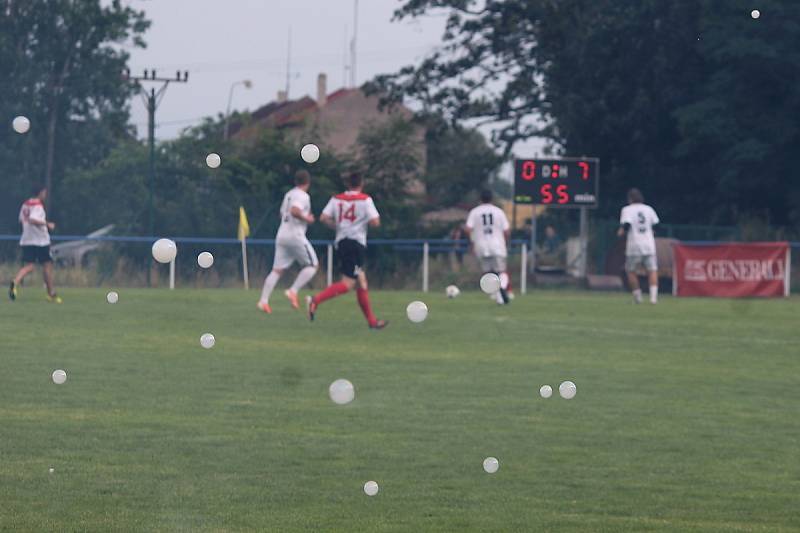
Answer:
[{"xmin": 513, "ymin": 157, "xmax": 599, "ymax": 208}]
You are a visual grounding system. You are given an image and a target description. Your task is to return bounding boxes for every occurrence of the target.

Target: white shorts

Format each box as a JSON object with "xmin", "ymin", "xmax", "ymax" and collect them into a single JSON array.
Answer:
[
  {"xmin": 625, "ymin": 254, "xmax": 657, "ymax": 272},
  {"xmin": 273, "ymin": 238, "xmax": 318, "ymax": 270},
  {"xmin": 478, "ymin": 255, "xmax": 507, "ymax": 273}
]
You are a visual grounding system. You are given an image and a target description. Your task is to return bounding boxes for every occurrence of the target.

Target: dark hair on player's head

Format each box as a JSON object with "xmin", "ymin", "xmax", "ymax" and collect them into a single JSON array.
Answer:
[
  {"xmin": 627, "ymin": 188, "xmax": 644, "ymax": 203},
  {"xmin": 480, "ymin": 189, "xmax": 493, "ymax": 203},
  {"xmin": 347, "ymin": 172, "xmax": 363, "ymax": 189},
  {"xmin": 294, "ymin": 169, "xmax": 311, "ymax": 186},
  {"xmin": 31, "ymin": 184, "xmax": 46, "ymax": 197}
]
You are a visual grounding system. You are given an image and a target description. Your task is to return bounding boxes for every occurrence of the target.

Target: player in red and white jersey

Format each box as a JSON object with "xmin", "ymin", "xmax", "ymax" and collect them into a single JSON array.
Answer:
[
  {"xmin": 465, "ymin": 190, "xmax": 512, "ymax": 305},
  {"xmin": 8, "ymin": 185, "xmax": 62, "ymax": 303},
  {"xmin": 306, "ymin": 172, "xmax": 387, "ymax": 329},
  {"xmin": 258, "ymin": 170, "xmax": 319, "ymax": 313}
]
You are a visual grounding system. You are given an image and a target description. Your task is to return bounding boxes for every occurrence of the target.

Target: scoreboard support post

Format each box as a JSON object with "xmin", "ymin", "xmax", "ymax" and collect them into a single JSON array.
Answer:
[
  {"xmin": 529, "ymin": 206, "xmax": 537, "ymax": 274},
  {"xmin": 578, "ymin": 207, "xmax": 589, "ymax": 278}
]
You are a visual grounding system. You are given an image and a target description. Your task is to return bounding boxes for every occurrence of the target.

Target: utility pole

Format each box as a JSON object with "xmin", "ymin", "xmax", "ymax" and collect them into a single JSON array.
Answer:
[
  {"xmin": 124, "ymin": 68, "xmax": 189, "ymax": 285},
  {"xmin": 350, "ymin": 0, "xmax": 359, "ymax": 88}
]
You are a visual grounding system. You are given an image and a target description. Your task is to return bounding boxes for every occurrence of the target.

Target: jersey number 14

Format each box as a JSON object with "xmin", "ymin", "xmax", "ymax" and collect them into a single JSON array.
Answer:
[{"xmin": 338, "ymin": 203, "xmax": 357, "ymax": 222}]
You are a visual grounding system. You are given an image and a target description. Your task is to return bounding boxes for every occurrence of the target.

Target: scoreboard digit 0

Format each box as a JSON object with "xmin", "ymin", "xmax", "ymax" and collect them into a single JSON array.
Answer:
[{"xmin": 513, "ymin": 157, "xmax": 599, "ymax": 208}]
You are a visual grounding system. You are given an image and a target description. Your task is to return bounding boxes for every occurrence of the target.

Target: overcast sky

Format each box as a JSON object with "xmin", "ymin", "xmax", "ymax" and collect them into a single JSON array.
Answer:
[{"xmin": 125, "ymin": 0, "xmax": 446, "ymax": 139}]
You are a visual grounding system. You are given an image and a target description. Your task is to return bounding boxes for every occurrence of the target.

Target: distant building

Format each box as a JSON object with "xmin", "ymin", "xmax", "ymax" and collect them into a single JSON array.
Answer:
[{"xmin": 232, "ymin": 73, "xmax": 426, "ymax": 195}]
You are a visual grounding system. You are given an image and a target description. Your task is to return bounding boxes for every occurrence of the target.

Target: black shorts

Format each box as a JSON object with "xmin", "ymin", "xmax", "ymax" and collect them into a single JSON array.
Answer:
[
  {"xmin": 336, "ymin": 238, "xmax": 366, "ymax": 279},
  {"xmin": 21, "ymin": 245, "xmax": 52, "ymax": 264}
]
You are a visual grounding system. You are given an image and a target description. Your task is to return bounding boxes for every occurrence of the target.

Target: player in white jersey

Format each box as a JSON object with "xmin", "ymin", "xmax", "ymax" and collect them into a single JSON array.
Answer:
[
  {"xmin": 8, "ymin": 185, "xmax": 62, "ymax": 303},
  {"xmin": 465, "ymin": 190, "xmax": 512, "ymax": 304},
  {"xmin": 257, "ymin": 170, "xmax": 319, "ymax": 313},
  {"xmin": 618, "ymin": 188, "xmax": 660, "ymax": 304},
  {"xmin": 306, "ymin": 172, "xmax": 387, "ymax": 329}
]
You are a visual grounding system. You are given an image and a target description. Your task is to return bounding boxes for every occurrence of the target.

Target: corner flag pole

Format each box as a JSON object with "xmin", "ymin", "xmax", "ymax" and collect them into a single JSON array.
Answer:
[{"xmin": 238, "ymin": 206, "xmax": 251, "ymax": 290}]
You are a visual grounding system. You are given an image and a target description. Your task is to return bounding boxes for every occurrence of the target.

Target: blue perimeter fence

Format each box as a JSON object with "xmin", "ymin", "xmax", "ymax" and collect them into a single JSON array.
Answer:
[{"xmin": 1, "ymin": 234, "xmax": 799, "ymax": 292}]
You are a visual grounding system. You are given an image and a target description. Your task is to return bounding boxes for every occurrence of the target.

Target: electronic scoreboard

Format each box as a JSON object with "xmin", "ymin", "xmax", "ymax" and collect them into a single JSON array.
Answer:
[{"xmin": 513, "ymin": 157, "xmax": 599, "ymax": 208}]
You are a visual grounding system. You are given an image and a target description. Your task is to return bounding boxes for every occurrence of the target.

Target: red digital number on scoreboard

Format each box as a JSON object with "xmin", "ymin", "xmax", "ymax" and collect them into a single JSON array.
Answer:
[{"xmin": 521, "ymin": 161, "xmax": 536, "ymax": 181}]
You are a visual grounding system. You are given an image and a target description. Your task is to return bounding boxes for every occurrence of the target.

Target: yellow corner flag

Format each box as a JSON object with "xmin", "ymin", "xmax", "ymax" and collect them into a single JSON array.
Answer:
[{"xmin": 238, "ymin": 206, "xmax": 250, "ymax": 241}]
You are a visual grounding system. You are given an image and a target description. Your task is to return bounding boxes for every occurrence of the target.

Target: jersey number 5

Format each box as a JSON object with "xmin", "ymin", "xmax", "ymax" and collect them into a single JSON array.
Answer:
[{"xmin": 338, "ymin": 203, "xmax": 357, "ymax": 222}]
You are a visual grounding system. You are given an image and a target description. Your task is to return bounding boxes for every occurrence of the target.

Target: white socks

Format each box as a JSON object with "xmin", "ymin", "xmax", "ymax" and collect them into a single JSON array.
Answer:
[
  {"xmin": 260, "ymin": 271, "xmax": 281, "ymax": 303},
  {"xmin": 632, "ymin": 289, "xmax": 642, "ymax": 304},
  {"xmin": 499, "ymin": 272, "xmax": 509, "ymax": 290},
  {"xmin": 290, "ymin": 266, "xmax": 317, "ymax": 293},
  {"xmin": 649, "ymin": 284, "xmax": 658, "ymax": 304}
]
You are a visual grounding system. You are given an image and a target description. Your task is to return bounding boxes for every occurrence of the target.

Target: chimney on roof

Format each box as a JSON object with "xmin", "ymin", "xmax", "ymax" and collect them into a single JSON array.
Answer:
[
  {"xmin": 277, "ymin": 90, "xmax": 287, "ymax": 103},
  {"xmin": 317, "ymin": 73, "xmax": 327, "ymax": 107}
]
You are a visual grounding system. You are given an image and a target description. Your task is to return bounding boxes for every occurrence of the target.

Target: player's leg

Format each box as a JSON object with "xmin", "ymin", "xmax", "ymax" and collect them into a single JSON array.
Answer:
[
  {"xmin": 624, "ymin": 255, "xmax": 643, "ymax": 303},
  {"xmin": 286, "ymin": 240, "xmax": 318, "ymax": 309},
  {"xmin": 355, "ymin": 270, "xmax": 387, "ymax": 329},
  {"xmin": 260, "ymin": 243, "xmax": 292, "ymax": 313},
  {"xmin": 307, "ymin": 240, "xmax": 355, "ymax": 321},
  {"xmin": 42, "ymin": 253, "xmax": 61, "ymax": 303},
  {"xmin": 9, "ymin": 260, "xmax": 34, "ymax": 301},
  {"xmin": 496, "ymin": 257, "xmax": 510, "ymax": 304},
  {"xmin": 646, "ymin": 255, "xmax": 659, "ymax": 304}
]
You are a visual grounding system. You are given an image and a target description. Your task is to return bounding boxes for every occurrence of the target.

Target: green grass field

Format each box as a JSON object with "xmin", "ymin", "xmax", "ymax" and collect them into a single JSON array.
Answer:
[{"xmin": 1, "ymin": 288, "xmax": 799, "ymax": 532}]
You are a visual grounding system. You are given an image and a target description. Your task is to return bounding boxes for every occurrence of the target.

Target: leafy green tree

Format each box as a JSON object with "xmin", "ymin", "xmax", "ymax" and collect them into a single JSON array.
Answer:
[
  {"xmin": 370, "ymin": 0, "xmax": 800, "ymax": 227},
  {"xmin": 0, "ymin": 0, "xmax": 149, "ymax": 231}
]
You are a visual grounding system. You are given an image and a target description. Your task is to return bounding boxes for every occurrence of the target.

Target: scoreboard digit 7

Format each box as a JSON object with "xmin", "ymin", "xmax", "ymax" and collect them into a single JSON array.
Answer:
[{"xmin": 513, "ymin": 157, "xmax": 599, "ymax": 208}]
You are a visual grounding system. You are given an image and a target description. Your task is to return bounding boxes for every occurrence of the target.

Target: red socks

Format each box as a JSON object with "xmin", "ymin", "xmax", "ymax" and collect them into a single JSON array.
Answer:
[
  {"xmin": 356, "ymin": 287, "xmax": 377, "ymax": 327},
  {"xmin": 313, "ymin": 283, "xmax": 377, "ymax": 327},
  {"xmin": 313, "ymin": 281, "xmax": 349, "ymax": 304}
]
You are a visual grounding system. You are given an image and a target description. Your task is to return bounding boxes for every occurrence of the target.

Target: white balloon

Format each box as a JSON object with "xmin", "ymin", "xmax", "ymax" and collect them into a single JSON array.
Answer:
[
  {"xmin": 328, "ymin": 378, "xmax": 355, "ymax": 405},
  {"xmin": 479, "ymin": 273, "xmax": 501, "ymax": 294},
  {"xmin": 539, "ymin": 385, "xmax": 553, "ymax": 399},
  {"xmin": 300, "ymin": 143, "xmax": 320, "ymax": 163},
  {"xmin": 406, "ymin": 301, "xmax": 428, "ymax": 323},
  {"xmin": 751, "ymin": 9, "xmax": 760, "ymax": 19},
  {"xmin": 363, "ymin": 480, "xmax": 379, "ymax": 496},
  {"xmin": 197, "ymin": 251, "xmax": 214, "ymax": 269},
  {"xmin": 559, "ymin": 380, "xmax": 577, "ymax": 399},
  {"xmin": 12, "ymin": 115, "xmax": 30, "ymax": 134},
  {"xmin": 106, "ymin": 291, "xmax": 119, "ymax": 304},
  {"xmin": 52, "ymin": 369, "xmax": 67, "ymax": 385},
  {"xmin": 200, "ymin": 333, "xmax": 215, "ymax": 349},
  {"xmin": 151, "ymin": 238, "xmax": 177, "ymax": 264},
  {"xmin": 483, "ymin": 457, "xmax": 499, "ymax": 474},
  {"xmin": 206, "ymin": 153, "xmax": 221, "ymax": 168}
]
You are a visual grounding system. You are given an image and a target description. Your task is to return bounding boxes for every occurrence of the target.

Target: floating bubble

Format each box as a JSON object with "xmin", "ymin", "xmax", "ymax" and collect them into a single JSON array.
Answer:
[
  {"xmin": 363, "ymin": 480, "xmax": 379, "ymax": 496},
  {"xmin": 300, "ymin": 143, "xmax": 320, "ymax": 163},
  {"xmin": 52, "ymin": 369, "xmax": 67, "ymax": 385},
  {"xmin": 479, "ymin": 273, "xmax": 501, "ymax": 294},
  {"xmin": 406, "ymin": 300, "xmax": 428, "ymax": 323},
  {"xmin": 106, "ymin": 291, "xmax": 119, "ymax": 304},
  {"xmin": 328, "ymin": 378, "xmax": 355, "ymax": 405},
  {"xmin": 539, "ymin": 385, "xmax": 553, "ymax": 398},
  {"xmin": 200, "ymin": 333, "xmax": 215, "ymax": 349},
  {"xmin": 151, "ymin": 238, "xmax": 177, "ymax": 264},
  {"xmin": 197, "ymin": 251, "xmax": 214, "ymax": 269},
  {"xmin": 559, "ymin": 380, "xmax": 577, "ymax": 399},
  {"xmin": 48, "ymin": 467, "xmax": 54, "ymax": 474},
  {"xmin": 751, "ymin": 9, "xmax": 760, "ymax": 19},
  {"xmin": 206, "ymin": 153, "xmax": 221, "ymax": 168},
  {"xmin": 483, "ymin": 457, "xmax": 499, "ymax": 474},
  {"xmin": 12, "ymin": 115, "xmax": 30, "ymax": 134},
  {"xmin": 445, "ymin": 285, "xmax": 460, "ymax": 298}
]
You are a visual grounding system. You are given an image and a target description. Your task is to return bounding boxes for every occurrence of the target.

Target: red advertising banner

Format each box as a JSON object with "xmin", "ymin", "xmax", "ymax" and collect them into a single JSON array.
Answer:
[{"xmin": 673, "ymin": 242, "xmax": 791, "ymax": 298}]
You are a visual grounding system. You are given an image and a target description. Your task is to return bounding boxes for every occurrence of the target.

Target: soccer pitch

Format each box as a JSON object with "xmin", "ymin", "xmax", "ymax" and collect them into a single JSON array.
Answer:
[{"xmin": 1, "ymin": 289, "xmax": 798, "ymax": 532}]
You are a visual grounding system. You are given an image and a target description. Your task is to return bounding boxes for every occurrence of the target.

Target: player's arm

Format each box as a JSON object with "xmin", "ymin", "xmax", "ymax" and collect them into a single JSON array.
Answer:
[
  {"xmin": 366, "ymin": 198, "xmax": 380, "ymax": 227},
  {"xmin": 290, "ymin": 205, "xmax": 314, "ymax": 224},
  {"xmin": 368, "ymin": 216, "xmax": 380, "ymax": 228},
  {"xmin": 617, "ymin": 223, "xmax": 630, "ymax": 237},
  {"xmin": 320, "ymin": 212, "xmax": 336, "ymax": 229},
  {"xmin": 28, "ymin": 207, "xmax": 54, "ymax": 229}
]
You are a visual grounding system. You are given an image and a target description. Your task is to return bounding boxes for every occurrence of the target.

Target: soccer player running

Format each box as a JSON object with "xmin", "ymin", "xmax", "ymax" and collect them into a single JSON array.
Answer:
[
  {"xmin": 465, "ymin": 190, "xmax": 512, "ymax": 305},
  {"xmin": 617, "ymin": 188, "xmax": 660, "ymax": 304},
  {"xmin": 257, "ymin": 170, "xmax": 319, "ymax": 313},
  {"xmin": 8, "ymin": 185, "xmax": 62, "ymax": 303},
  {"xmin": 306, "ymin": 172, "xmax": 387, "ymax": 329}
]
